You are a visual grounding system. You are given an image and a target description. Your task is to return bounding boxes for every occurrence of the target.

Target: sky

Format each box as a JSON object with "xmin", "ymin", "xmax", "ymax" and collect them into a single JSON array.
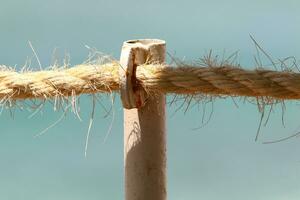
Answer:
[{"xmin": 0, "ymin": 0, "xmax": 300, "ymax": 199}]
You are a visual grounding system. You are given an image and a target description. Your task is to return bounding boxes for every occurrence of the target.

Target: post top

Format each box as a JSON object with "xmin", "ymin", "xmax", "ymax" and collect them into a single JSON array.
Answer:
[
  {"xmin": 119, "ymin": 39, "xmax": 166, "ymax": 109},
  {"xmin": 123, "ymin": 39, "xmax": 165, "ymax": 49}
]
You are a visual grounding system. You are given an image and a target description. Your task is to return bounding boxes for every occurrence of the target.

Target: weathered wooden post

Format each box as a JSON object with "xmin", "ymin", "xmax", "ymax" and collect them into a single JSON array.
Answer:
[{"xmin": 119, "ymin": 39, "xmax": 167, "ymax": 200}]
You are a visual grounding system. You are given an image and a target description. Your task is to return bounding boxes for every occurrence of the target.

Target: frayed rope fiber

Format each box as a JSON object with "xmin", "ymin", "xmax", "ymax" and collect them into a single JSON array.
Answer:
[{"xmin": 1, "ymin": 62, "xmax": 300, "ymax": 100}]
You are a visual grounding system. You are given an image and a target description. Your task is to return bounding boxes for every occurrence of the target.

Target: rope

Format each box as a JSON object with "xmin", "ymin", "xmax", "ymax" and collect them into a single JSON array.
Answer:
[{"xmin": 1, "ymin": 63, "xmax": 300, "ymax": 100}]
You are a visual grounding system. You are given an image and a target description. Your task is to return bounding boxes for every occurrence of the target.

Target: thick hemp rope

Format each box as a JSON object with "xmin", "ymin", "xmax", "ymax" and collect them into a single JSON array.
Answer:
[{"xmin": 0, "ymin": 62, "xmax": 300, "ymax": 100}]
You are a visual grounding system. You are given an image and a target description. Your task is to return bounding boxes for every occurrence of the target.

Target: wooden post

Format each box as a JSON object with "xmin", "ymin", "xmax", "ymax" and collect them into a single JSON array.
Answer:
[{"xmin": 119, "ymin": 39, "xmax": 167, "ymax": 200}]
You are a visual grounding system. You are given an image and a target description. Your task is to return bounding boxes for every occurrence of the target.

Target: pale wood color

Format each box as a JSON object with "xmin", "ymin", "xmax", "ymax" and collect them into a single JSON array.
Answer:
[{"xmin": 119, "ymin": 39, "xmax": 167, "ymax": 200}]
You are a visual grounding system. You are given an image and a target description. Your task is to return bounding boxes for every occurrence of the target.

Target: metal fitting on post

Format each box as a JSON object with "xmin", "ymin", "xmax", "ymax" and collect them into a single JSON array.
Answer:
[{"xmin": 119, "ymin": 39, "xmax": 166, "ymax": 109}]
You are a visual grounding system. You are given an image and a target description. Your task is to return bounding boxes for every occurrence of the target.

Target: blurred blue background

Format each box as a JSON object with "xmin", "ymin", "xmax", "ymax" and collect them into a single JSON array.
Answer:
[{"xmin": 0, "ymin": 0, "xmax": 300, "ymax": 199}]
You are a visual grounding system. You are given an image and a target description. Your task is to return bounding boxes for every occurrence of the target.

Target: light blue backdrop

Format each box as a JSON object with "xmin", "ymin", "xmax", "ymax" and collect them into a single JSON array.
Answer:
[{"xmin": 0, "ymin": 0, "xmax": 300, "ymax": 199}]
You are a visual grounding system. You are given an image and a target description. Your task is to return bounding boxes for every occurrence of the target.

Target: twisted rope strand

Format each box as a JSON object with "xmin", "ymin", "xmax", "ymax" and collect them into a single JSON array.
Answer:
[
  {"xmin": 0, "ymin": 63, "xmax": 119, "ymax": 99},
  {"xmin": 138, "ymin": 64, "xmax": 300, "ymax": 99},
  {"xmin": 1, "ymin": 63, "xmax": 300, "ymax": 100}
]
